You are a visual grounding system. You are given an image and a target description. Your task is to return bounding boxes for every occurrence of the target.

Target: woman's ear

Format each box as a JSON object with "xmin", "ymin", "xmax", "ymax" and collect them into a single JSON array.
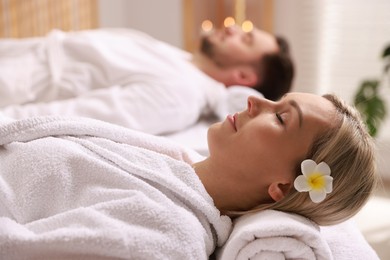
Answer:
[{"xmin": 268, "ymin": 182, "xmax": 292, "ymax": 202}]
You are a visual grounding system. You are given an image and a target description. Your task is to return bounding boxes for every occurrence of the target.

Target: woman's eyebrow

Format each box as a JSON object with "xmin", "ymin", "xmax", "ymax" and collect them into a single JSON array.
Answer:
[{"xmin": 289, "ymin": 100, "xmax": 303, "ymax": 128}]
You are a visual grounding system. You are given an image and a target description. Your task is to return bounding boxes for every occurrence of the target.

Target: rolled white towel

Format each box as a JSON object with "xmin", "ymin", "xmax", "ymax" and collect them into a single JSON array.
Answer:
[{"xmin": 216, "ymin": 210, "xmax": 333, "ymax": 260}]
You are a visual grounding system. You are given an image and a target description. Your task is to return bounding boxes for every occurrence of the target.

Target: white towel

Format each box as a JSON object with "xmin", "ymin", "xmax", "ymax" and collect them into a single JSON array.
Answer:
[
  {"xmin": 321, "ymin": 219, "xmax": 380, "ymax": 260},
  {"xmin": 216, "ymin": 210, "xmax": 333, "ymax": 260},
  {"xmin": 0, "ymin": 116, "xmax": 232, "ymax": 259}
]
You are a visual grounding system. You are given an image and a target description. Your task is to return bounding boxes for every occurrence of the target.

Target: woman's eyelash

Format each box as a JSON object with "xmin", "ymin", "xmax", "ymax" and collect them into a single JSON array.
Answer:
[{"xmin": 276, "ymin": 113, "xmax": 285, "ymax": 125}]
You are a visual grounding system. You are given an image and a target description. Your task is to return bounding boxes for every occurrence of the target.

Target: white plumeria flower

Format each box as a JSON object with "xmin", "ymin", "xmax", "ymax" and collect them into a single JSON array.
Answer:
[{"xmin": 294, "ymin": 159, "xmax": 333, "ymax": 203}]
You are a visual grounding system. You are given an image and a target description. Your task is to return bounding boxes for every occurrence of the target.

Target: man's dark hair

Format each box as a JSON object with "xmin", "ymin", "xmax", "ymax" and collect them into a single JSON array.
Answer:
[{"xmin": 253, "ymin": 36, "xmax": 294, "ymax": 101}]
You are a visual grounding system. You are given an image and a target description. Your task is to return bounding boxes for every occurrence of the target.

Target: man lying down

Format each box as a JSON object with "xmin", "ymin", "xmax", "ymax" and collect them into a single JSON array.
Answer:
[{"xmin": 0, "ymin": 92, "xmax": 377, "ymax": 259}]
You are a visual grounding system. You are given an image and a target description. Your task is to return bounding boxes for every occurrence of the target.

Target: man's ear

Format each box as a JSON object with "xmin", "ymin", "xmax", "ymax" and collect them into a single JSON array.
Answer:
[
  {"xmin": 232, "ymin": 67, "xmax": 258, "ymax": 87},
  {"xmin": 268, "ymin": 182, "xmax": 292, "ymax": 202}
]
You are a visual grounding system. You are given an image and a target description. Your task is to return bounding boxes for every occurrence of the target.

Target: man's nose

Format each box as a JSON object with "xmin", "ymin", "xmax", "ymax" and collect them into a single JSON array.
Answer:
[{"xmin": 224, "ymin": 25, "xmax": 240, "ymax": 36}]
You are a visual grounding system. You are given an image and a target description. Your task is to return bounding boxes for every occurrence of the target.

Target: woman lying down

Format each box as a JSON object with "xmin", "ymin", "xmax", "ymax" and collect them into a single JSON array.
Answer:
[{"xmin": 0, "ymin": 92, "xmax": 377, "ymax": 259}]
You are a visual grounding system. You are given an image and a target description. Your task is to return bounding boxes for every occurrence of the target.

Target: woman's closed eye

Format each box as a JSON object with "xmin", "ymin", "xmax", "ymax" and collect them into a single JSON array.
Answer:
[{"xmin": 276, "ymin": 113, "xmax": 285, "ymax": 125}]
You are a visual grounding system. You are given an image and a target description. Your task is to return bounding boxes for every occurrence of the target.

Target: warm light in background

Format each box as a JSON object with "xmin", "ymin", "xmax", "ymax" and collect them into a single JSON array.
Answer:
[
  {"xmin": 201, "ymin": 19, "xmax": 213, "ymax": 32},
  {"xmin": 201, "ymin": 1, "xmax": 252, "ymax": 33},
  {"xmin": 241, "ymin": 20, "xmax": 253, "ymax": 32},
  {"xmin": 223, "ymin": 16, "xmax": 235, "ymax": 27}
]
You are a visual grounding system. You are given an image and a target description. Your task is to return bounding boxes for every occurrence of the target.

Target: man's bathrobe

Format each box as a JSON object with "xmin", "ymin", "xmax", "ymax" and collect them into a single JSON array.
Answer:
[{"xmin": 0, "ymin": 28, "xmax": 228, "ymax": 135}]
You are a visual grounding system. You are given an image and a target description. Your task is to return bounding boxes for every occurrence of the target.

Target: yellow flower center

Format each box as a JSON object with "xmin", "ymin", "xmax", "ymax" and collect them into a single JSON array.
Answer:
[{"xmin": 307, "ymin": 173, "xmax": 325, "ymax": 190}]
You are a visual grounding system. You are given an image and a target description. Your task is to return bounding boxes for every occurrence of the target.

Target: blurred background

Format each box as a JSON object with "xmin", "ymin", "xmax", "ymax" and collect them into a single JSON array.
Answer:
[{"xmin": 1, "ymin": 0, "xmax": 389, "ymax": 258}]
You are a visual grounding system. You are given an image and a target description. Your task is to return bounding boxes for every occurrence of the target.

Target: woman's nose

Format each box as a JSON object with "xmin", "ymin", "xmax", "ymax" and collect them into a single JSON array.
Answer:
[{"xmin": 247, "ymin": 96, "xmax": 273, "ymax": 116}]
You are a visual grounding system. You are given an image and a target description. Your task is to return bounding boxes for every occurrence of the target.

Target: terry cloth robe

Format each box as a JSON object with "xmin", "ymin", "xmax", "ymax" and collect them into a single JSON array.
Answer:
[
  {"xmin": 0, "ymin": 28, "xmax": 226, "ymax": 135},
  {"xmin": 0, "ymin": 116, "xmax": 232, "ymax": 259}
]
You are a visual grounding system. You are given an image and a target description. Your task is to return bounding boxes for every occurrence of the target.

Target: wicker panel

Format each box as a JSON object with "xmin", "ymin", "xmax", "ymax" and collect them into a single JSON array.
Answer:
[{"xmin": 0, "ymin": 0, "xmax": 98, "ymax": 38}]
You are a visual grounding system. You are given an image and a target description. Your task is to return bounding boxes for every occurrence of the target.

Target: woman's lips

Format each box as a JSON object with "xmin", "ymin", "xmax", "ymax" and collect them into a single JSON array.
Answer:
[{"xmin": 227, "ymin": 114, "xmax": 237, "ymax": 131}]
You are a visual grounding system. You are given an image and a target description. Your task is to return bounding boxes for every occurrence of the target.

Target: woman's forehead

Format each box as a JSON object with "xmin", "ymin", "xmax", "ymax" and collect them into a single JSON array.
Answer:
[
  {"xmin": 284, "ymin": 93, "xmax": 338, "ymax": 129},
  {"xmin": 283, "ymin": 93, "xmax": 333, "ymax": 109}
]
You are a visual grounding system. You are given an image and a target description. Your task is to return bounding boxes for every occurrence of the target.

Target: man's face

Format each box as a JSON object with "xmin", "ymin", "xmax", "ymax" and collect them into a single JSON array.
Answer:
[{"xmin": 200, "ymin": 25, "xmax": 279, "ymax": 68}]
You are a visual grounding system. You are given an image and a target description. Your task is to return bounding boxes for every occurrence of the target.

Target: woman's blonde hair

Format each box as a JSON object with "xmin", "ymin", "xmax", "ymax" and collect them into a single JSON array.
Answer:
[{"xmin": 231, "ymin": 93, "xmax": 378, "ymax": 226}]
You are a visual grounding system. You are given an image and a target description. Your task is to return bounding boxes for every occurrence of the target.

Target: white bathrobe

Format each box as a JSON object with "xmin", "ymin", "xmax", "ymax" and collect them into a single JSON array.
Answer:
[
  {"xmin": 0, "ymin": 116, "xmax": 232, "ymax": 259},
  {"xmin": 0, "ymin": 29, "xmax": 226, "ymax": 135}
]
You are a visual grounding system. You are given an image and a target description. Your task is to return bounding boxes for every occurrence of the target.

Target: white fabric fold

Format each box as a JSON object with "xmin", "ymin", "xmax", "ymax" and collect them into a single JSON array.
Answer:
[{"xmin": 216, "ymin": 210, "xmax": 333, "ymax": 260}]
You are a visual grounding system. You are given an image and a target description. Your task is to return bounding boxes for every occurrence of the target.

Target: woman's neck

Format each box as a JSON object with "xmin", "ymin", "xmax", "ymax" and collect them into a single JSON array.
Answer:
[{"xmin": 192, "ymin": 158, "xmax": 263, "ymax": 213}]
